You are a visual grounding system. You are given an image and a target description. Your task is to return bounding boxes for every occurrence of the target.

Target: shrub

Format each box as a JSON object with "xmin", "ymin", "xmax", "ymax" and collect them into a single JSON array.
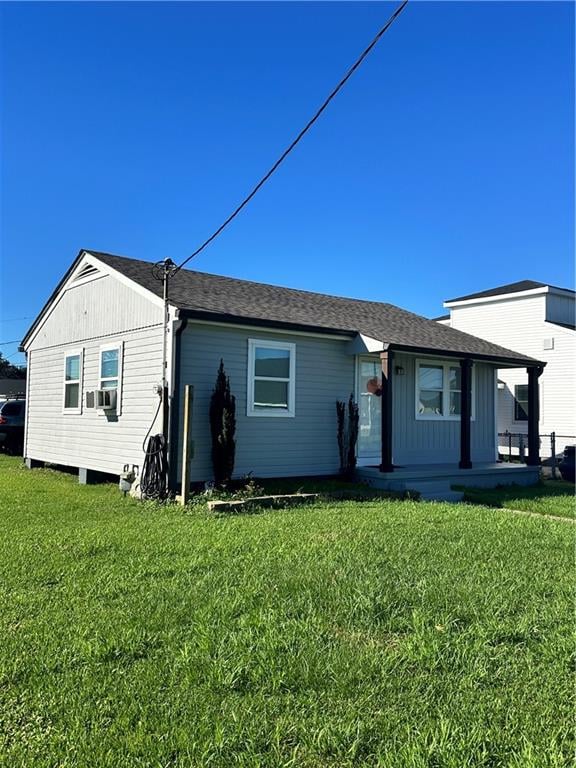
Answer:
[
  {"xmin": 209, "ymin": 360, "xmax": 236, "ymax": 488},
  {"xmin": 336, "ymin": 394, "xmax": 359, "ymax": 478}
]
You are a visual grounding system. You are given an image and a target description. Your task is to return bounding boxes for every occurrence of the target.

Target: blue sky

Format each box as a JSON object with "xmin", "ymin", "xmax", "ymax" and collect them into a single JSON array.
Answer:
[{"xmin": 1, "ymin": 1, "xmax": 573, "ymax": 365}]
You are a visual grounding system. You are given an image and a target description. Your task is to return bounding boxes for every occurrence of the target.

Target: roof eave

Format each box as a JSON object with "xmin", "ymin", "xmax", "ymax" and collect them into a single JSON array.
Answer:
[
  {"xmin": 177, "ymin": 308, "xmax": 355, "ymax": 338},
  {"xmin": 443, "ymin": 286, "xmax": 550, "ymax": 308},
  {"xmin": 387, "ymin": 342, "xmax": 545, "ymax": 369},
  {"xmin": 20, "ymin": 248, "xmax": 87, "ymax": 350}
]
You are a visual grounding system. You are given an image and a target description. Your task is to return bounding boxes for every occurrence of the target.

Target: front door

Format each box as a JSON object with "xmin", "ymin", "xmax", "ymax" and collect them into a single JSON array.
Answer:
[{"xmin": 357, "ymin": 357, "xmax": 382, "ymax": 464}]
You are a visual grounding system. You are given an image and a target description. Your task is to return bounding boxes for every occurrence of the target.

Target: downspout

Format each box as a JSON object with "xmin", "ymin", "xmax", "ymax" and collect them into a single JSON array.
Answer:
[
  {"xmin": 22, "ymin": 348, "xmax": 30, "ymax": 459},
  {"xmin": 168, "ymin": 317, "xmax": 188, "ymax": 492}
]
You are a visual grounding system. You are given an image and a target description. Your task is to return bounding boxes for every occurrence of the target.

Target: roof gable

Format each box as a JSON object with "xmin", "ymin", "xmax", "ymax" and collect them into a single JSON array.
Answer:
[{"xmin": 20, "ymin": 251, "xmax": 163, "ymax": 349}]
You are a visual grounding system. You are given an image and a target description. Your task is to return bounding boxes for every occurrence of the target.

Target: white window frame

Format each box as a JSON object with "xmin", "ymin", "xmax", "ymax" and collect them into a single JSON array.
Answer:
[
  {"xmin": 247, "ymin": 339, "xmax": 296, "ymax": 418},
  {"xmin": 415, "ymin": 359, "xmax": 476, "ymax": 421},
  {"xmin": 62, "ymin": 349, "xmax": 83, "ymax": 415},
  {"xmin": 98, "ymin": 342, "xmax": 123, "ymax": 415}
]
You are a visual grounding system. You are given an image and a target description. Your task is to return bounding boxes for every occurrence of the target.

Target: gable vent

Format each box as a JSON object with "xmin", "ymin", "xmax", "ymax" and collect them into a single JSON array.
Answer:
[{"xmin": 72, "ymin": 263, "xmax": 100, "ymax": 283}]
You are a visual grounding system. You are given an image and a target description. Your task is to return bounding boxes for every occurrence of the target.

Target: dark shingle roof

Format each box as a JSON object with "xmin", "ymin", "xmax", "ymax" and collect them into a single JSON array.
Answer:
[
  {"xmin": 90, "ymin": 251, "xmax": 542, "ymax": 366},
  {"xmin": 446, "ymin": 280, "xmax": 575, "ymax": 304}
]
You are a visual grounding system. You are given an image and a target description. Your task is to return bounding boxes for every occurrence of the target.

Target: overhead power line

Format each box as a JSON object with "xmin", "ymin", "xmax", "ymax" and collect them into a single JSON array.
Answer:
[
  {"xmin": 5, "ymin": 350, "xmax": 24, "ymax": 361},
  {"xmin": 172, "ymin": 0, "xmax": 409, "ymax": 274},
  {"xmin": 0, "ymin": 340, "xmax": 21, "ymax": 346}
]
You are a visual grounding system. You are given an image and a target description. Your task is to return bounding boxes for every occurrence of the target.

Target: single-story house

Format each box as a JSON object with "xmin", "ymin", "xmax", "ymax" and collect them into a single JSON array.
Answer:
[{"xmin": 20, "ymin": 250, "xmax": 546, "ymax": 497}]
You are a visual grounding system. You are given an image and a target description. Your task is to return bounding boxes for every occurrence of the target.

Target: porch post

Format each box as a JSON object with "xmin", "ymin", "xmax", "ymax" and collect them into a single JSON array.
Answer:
[
  {"xmin": 526, "ymin": 365, "xmax": 544, "ymax": 466},
  {"xmin": 379, "ymin": 349, "xmax": 394, "ymax": 472},
  {"xmin": 459, "ymin": 359, "xmax": 473, "ymax": 469}
]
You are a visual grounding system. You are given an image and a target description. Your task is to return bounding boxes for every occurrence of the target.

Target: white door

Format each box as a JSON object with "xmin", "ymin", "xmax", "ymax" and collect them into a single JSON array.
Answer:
[{"xmin": 357, "ymin": 357, "xmax": 382, "ymax": 464}]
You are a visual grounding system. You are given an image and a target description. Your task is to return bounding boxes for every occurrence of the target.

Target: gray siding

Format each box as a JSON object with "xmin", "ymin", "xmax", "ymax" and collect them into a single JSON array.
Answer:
[
  {"xmin": 25, "ymin": 274, "xmax": 164, "ymax": 475},
  {"xmin": 392, "ymin": 354, "xmax": 496, "ymax": 465},
  {"xmin": 177, "ymin": 324, "xmax": 354, "ymax": 481},
  {"xmin": 546, "ymin": 293, "xmax": 575, "ymax": 327}
]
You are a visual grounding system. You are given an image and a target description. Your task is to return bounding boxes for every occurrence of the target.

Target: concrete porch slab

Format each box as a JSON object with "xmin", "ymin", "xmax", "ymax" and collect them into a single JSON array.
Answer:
[{"xmin": 355, "ymin": 462, "xmax": 540, "ymax": 494}]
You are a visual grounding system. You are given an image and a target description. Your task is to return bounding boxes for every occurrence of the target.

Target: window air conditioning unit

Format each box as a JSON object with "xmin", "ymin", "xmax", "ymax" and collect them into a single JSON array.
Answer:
[{"xmin": 96, "ymin": 389, "xmax": 117, "ymax": 410}]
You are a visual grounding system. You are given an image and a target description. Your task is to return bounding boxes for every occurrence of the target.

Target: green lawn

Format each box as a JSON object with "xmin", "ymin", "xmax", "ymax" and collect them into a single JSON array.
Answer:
[
  {"xmin": 0, "ymin": 455, "xmax": 573, "ymax": 768},
  {"xmin": 462, "ymin": 480, "xmax": 575, "ymax": 520}
]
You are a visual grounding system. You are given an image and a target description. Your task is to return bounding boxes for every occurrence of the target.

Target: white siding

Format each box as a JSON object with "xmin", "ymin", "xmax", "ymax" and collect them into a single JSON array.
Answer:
[
  {"xmin": 27, "ymin": 274, "xmax": 161, "ymax": 351},
  {"xmin": 25, "ymin": 274, "xmax": 164, "ymax": 475},
  {"xmin": 448, "ymin": 293, "xmax": 576, "ymax": 457},
  {"xmin": 449, "ymin": 295, "xmax": 546, "ymax": 357},
  {"xmin": 26, "ymin": 328, "xmax": 163, "ymax": 475}
]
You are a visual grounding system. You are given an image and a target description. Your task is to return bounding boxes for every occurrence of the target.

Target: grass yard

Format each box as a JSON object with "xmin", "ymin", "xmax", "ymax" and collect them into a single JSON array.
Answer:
[
  {"xmin": 0, "ymin": 455, "xmax": 573, "ymax": 768},
  {"xmin": 463, "ymin": 480, "xmax": 575, "ymax": 520}
]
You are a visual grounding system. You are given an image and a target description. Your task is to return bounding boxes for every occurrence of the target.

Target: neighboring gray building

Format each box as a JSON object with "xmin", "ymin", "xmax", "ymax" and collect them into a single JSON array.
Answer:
[{"xmin": 21, "ymin": 250, "xmax": 545, "ymax": 495}]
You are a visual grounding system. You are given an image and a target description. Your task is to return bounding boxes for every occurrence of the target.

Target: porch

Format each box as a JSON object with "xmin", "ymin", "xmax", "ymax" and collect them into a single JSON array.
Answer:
[
  {"xmin": 349, "ymin": 337, "xmax": 545, "ymax": 497},
  {"xmin": 355, "ymin": 462, "xmax": 541, "ymax": 501}
]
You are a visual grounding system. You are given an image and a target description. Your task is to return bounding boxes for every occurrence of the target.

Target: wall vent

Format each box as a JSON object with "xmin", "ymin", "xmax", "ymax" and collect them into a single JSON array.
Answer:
[{"xmin": 73, "ymin": 263, "xmax": 100, "ymax": 283}]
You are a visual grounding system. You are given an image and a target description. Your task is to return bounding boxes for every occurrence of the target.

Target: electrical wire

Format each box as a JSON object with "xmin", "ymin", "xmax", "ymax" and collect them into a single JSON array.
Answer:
[
  {"xmin": 172, "ymin": 0, "xmax": 409, "ymax": 274},
  {"xmin": 142, "ymin": 394, "xmax": 164, "ymax": 453},
  {"xmin": 4, "ymin": 350, "xmax": 25, "ymax": 361}
]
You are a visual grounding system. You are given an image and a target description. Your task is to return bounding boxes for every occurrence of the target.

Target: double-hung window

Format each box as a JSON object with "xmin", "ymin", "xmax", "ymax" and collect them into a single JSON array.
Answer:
[
  {"xmin": 247, "ymin": 339, "xmax": 295, "ymax": 417},
  {"xmin": 100, "ymin": 347, "xmax": 120, "ymax": 390},
  {"xmin": 63, "ymin": 350, "xmax": 83, "ymax": 413},
  {"xmin": 98, "ymin": 343, "xmax": 123, "ymax": 413},
  {"xmin": 514, "ymin": 384, "xmax": 529, "ymax": 422},
  {"xmin": 416, "ymin": 360, "xmax": 474, "ymax": 421}
]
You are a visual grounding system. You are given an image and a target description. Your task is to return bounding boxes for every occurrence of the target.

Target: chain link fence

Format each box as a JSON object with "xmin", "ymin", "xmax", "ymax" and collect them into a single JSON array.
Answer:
[{"xmin": 498, "ymin": 431, "xmax": 575, "ymax": 478}]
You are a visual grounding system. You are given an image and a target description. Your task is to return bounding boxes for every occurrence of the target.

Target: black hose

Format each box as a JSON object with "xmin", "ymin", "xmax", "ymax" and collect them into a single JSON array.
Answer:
[{"xmin": 140, "ymin": 434, "xmax": 169, "ymax": 501}]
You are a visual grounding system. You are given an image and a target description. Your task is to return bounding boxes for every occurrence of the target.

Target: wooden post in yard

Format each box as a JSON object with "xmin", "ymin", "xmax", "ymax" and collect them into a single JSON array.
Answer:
[{"xmin": 180, "ymin": 385, "xmax": 194, "ymax": 506}]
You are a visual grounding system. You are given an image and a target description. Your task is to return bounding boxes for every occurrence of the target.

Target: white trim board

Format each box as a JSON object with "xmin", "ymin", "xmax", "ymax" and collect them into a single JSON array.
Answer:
[
  {"xmin": 187, "ymin": 318, "xmax": 350, "ymax": 342},
  {"xmin": 444, "ymin": 285, "xmax": 575, "ymax": 309},
  {"xmin": 246, "ymin": 338, "xmax": 296, "ymax": 418}
]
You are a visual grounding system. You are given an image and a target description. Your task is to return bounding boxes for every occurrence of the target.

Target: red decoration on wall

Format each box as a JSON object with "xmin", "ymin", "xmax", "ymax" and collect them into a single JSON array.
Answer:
[{"xmin": 366, "ymin": 377, "xmax": 382, "ymax": 397}]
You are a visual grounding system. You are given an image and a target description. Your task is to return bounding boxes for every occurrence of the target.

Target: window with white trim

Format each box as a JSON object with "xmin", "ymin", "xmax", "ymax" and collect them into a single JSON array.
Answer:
[
  {"xmin": 100, "ymin": 347, "xmax": 119, "ymax": 390},
  {"xmin": 63, "ymin": 350, "xmax": 83, "ymax": 412},
  {"xmin": 247, "ymin": 339, "xmax": 295, "ymax": 417},
  {"xmin": 98, "ymin": 343, "xmax": 123, "ymax": 414},
  {"xmin": 416, "ymin": 360, "xmax": 475, "ymax": 420}
]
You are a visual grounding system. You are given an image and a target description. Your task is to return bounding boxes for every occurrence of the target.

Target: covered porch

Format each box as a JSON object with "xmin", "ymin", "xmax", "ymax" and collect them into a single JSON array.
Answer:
[{"xmin": 348, "ymin": 337, "xmax": 545, "ymax": 498}]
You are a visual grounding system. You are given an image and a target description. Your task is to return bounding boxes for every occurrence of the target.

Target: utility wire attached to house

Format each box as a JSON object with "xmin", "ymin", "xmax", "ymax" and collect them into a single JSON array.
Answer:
[
  {"xmin": 167, "ymin": 0, "xmax": 408, "ymax": 276},
  {"xmin": 149, "ymin": 1, "xmax": 409, "ymax": 496}
]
